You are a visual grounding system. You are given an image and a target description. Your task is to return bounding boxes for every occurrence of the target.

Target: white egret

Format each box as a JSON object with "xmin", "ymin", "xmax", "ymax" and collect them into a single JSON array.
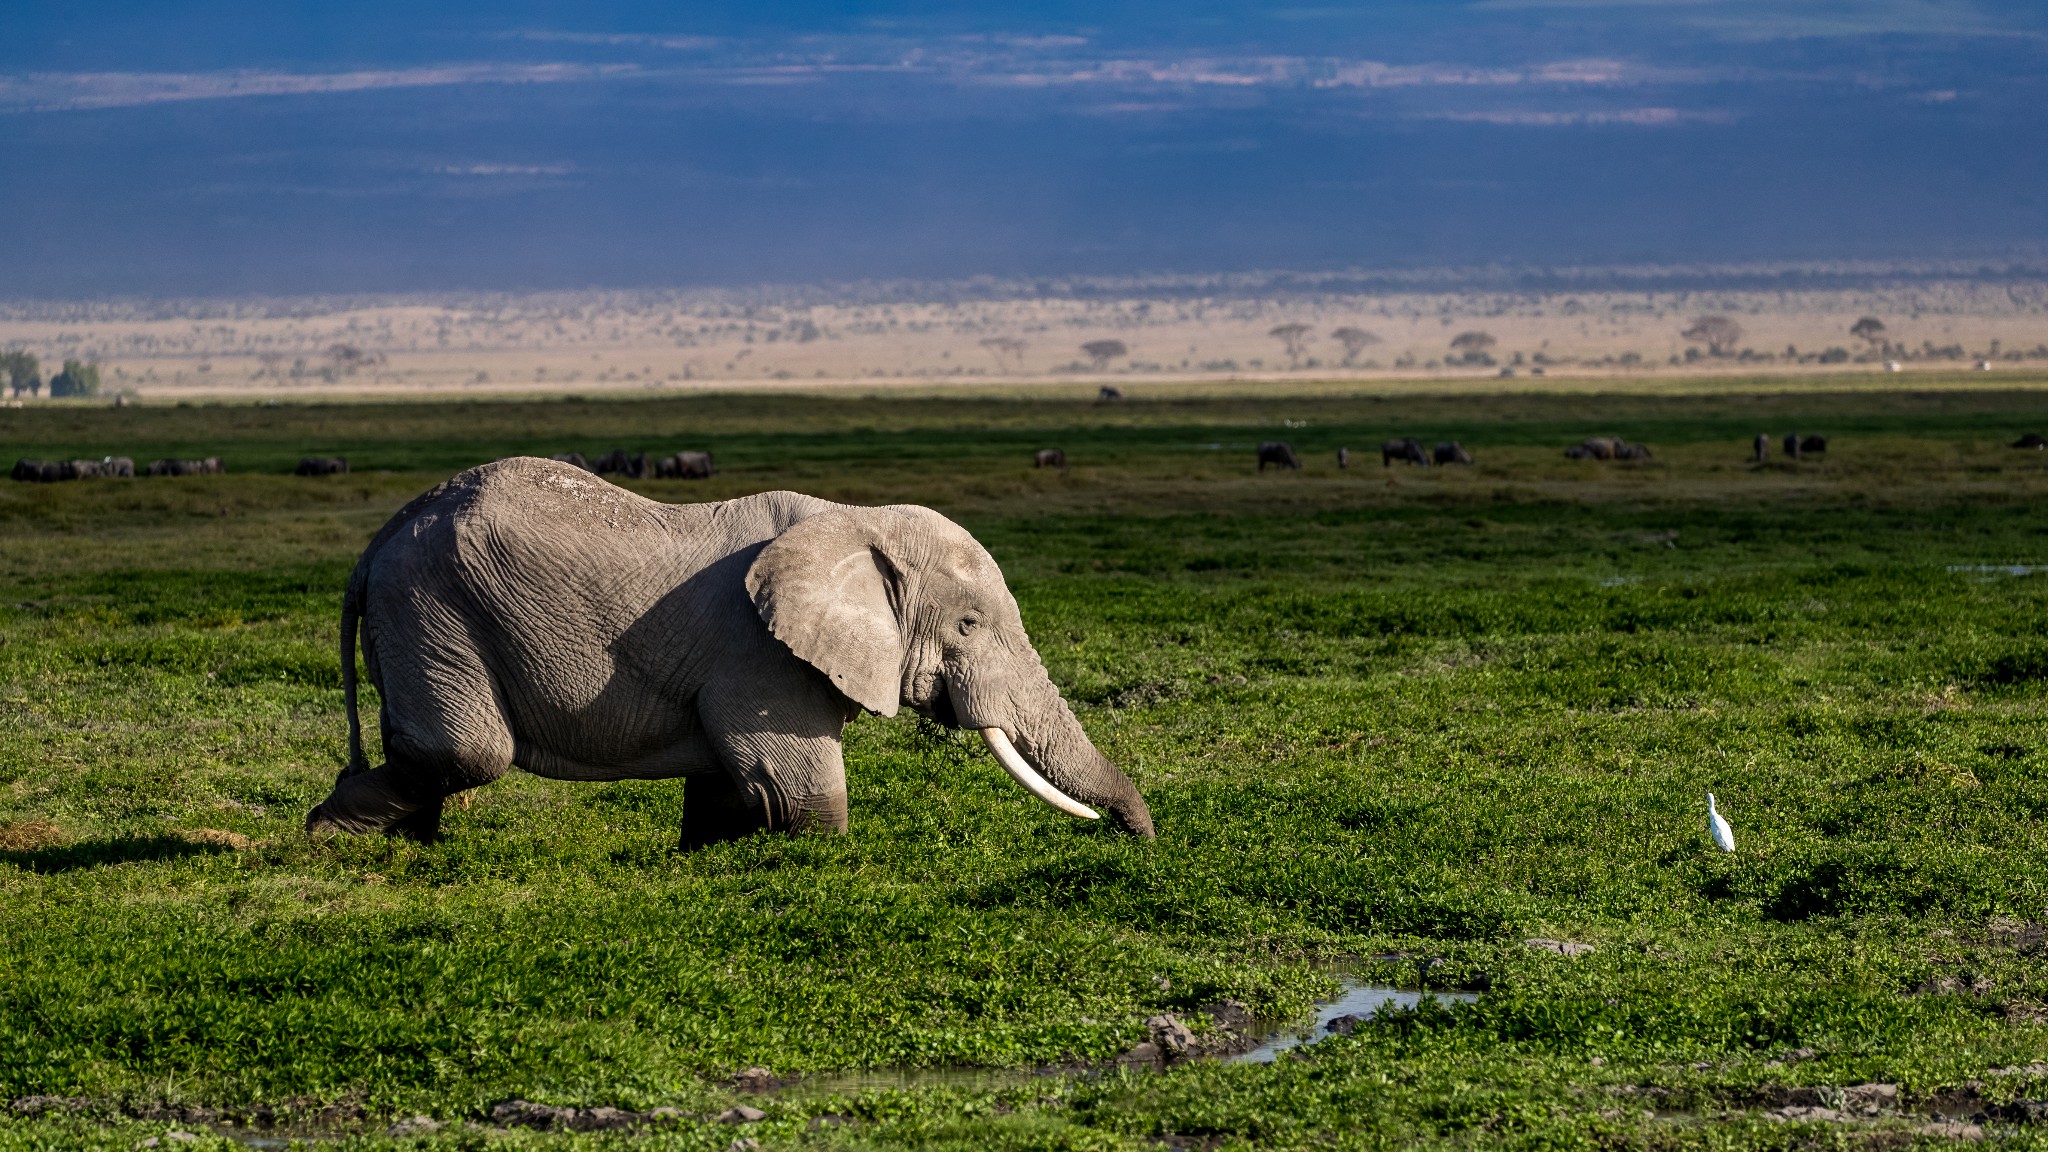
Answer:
[{"xmin": 1706, "ymin": 792, "xmax": 1735, "ymax": 853}]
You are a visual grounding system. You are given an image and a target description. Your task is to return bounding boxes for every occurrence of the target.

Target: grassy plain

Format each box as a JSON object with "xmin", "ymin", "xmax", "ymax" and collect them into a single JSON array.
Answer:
[{"xmin": 2, "ymin": 376, "xmax": 2048, "ymax": 1150}]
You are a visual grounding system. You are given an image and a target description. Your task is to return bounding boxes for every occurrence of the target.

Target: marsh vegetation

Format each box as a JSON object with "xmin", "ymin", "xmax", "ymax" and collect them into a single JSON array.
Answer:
[{"xmin": 2, "ymin": 378, "xmax": 2047, "ymax": 1149}]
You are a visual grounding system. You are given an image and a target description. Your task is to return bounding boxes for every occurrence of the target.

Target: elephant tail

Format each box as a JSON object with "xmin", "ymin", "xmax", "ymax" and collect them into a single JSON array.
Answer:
[{"xmin": 340, "ymin": 553, "xmax": 370, "ymax": 779}]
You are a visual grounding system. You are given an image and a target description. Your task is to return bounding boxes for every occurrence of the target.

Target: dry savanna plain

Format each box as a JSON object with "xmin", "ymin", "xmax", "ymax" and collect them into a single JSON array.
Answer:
[
  {"xmin": 5, "ymin": 277, "xmax": 2048, "ymax": 401},
  {"xmin": 2, "ymin": 370, "xmax": 2048, "ymax": 1150}
]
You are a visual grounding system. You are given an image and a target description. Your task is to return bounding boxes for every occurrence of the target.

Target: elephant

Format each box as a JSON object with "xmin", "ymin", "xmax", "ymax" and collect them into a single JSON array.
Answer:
[
  {"xmin": 304, "ymin": 457, "xmax": 1153, "ymax": 846},
  {"xmin": 1381, "ymin": 438, "xmax": 1428, "ymax": 467},
  {"xmin": 1753, "ymin": 433, "xmax": 1770, "ymax": 463},
  {"xmin": 1432, "ymin": 441, "xmax": 1473, "ymax": 466},
  {"xmin": 146, "ymin": 457, "xmax": 224, "ymax": 476},
  {"xmin": 11, "ymin": 459, "xmax": 59, "ymax": 483},
  {"xmin": 2015, "ymin": 433, "xmax": 2047, "ymax": 449},
  {"xmin": 101, "ymin": 456, "xmax": 135, "ymax": 478},
  {"xmin": 550, "ymin": 452, "xmax": 592, "ymax": 472},
  {"xmin": 654, "ymin": 451, "xmax": 716, "ymax": 479},
  {"xmin": 1033, "ymin": 449, "xmax": 1067, "ymax": 470},
  {"xmin": 1565, "ymin": 437, "xmax": 1620, "ymax": 461},
  {"xmin": 296, "ymin": 456, "xmax": 350, "ymax": 476},
  {"xmin": 61, "ymin": 460, "xmax": 102, "ymax": 480},
  {"xmin": 1800, "ymin": 435, "xmax": 1828, "ymax": 454},
  {"xmin": 1614, "ymin": 441, "xmax": 1653, "ymax": 461},
  {"xmin": 1257, "ymin": 441, "xmax": 1302, "ymax": 471}
]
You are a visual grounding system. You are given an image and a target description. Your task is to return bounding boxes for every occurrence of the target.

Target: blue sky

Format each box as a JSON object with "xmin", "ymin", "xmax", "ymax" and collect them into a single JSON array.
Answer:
[{"xmin": 2, "ymin": 1, "xmax": 2043, "ymax": 295}]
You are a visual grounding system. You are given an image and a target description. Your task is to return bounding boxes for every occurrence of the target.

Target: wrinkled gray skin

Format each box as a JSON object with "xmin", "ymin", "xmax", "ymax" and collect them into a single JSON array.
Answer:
[{"xmin": 305, "ymin": 457, "xmax": 1153, "ymax": 845}]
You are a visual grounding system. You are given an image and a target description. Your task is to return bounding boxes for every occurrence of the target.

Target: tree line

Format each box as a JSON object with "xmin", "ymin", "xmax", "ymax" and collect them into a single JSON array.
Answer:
[{"xmin": 3, "ymin": 350, "xmax": 102, "ymax": 398}]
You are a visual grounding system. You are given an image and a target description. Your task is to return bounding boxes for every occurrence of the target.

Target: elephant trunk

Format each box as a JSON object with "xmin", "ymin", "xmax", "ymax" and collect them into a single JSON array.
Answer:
[{"xmin": 971, "ymin": 666, "xmax": 1155, "ymax": 838}]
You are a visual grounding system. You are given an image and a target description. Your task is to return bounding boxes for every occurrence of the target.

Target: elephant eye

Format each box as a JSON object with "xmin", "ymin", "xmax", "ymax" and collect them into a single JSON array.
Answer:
[{"xmin": 958, "ymin": 616, "xmax": 980, "ymax": 635}]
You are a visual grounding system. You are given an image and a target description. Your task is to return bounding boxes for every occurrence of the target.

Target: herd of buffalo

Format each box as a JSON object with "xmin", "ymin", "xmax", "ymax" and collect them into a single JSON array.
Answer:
[
  {"xmin": 8, "ymin": 448, "xmax": 716, "ymax": 484},
  {"xmin": 13, "ymin": 432, "xmax": 2048, "ymax": 485}
]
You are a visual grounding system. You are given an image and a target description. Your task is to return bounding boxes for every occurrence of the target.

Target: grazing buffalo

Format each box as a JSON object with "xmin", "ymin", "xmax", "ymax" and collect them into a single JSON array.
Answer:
[
  {"xmin": 653, "ymin": 451, "xmax": 716, "ymax": 479},
  {"xmin": 11, "ymin": 459, "xmax": 60, "ymax": 483},
  {"xmin": 296, "ymin": 456, "xmax": 350, "ymax": 476},
  {"xmin": 1097, "ymin": 386, "xmax": 1123, "ymax": 402},
  {"xmin": 1381, "ymin": 438, "xmax": 1429, "ymax": 467},
  {"xmin": 1034, "ymin": 448, "xmax": 1067, "ymax": 470},
  {"xmin": 101, "ymin": 456, "xmax": 135, "ymax": 478},
  {"xmin": 1433, "ymin": 441, "xmax": 1473, "ymax": 465},
  {"xmin": 1257, "ymin": 441, "xmax": 1303, "ymax": 471},
  {"xmin": 549, "ymin": 452, "xmax": 592, "ymax": 472},
  {"xmin": 2014, "ymin": 433, "xmax": 2047, "ymax": 449},
  {"xmin": 1565, "ymin": 438, "xmax": 1651, "ymax": 461},
  {"xmin": 146, "ymin": 457, "xmax": 225, "ymax": 476},
  {"xmin": 592, "ymin": 449, "xmax": 650, "ymax": 478},
  {"xmin": 1800, "ymin": 435, "xmax": 1828, "ymax": 454}
]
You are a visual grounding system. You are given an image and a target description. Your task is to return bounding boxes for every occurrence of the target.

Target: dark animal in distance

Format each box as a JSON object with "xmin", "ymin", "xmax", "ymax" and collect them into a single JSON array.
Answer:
[
  {"xmin": 11, "ymin": 459, "xmax": 60, "ymax": 483},
  {"xmin": 592, "ymin": 450, "xmax": 650, "ymax": 479},
  {"xmin": 1753, "ymin": 433, "xmax": 1770, "ymax": 463},
  {"xmin": 1381, "ymin": 438, "xmax": 1429, "ymax": 467},
  {"xmin": 2015, "ymin": 433, "xmax": 2048, "ymax": 449},
  {"xmin": 147, "ymin": 457, "xmax": 225, "ymax": 476},
  {"xmin": 1565, "ymin": 438, "xmax": 1652, "ymax": 461},
  {"xmin": 1783, "ymin": 433, "xmax": 1802, "ymax": 461},
  {"xmin": 100, "ymin": 456, "xmax": 135, "ymax": 478},
  {"xmin": 653, "ymin": 451, "xmax": 716, "ymax": 479},
  {"xmin": 296, "ymin": 456, "xmax": 350, "ymax": 476},
  {"xmin": 1433, "ymin": 441, "xmax": 1473, "ymax": 465},
  {"xmin": 1097, "ymin": 386, "xmax": 1123, "ymax": 402},
  {"xmin": 549, "ymin": 452, "xmax": 592, "ymax": 472},
  {"xmin": 1800, "ymin": 435, "xmax": 1828, "ymax": 454},
  {"xmin": 1257, "ymin": 441, "xmax": 1302, "ymax": 471},
  {"xmin": 1034, "ymin": 449, "xmax": 1067, "ymax": 470},
  {"xmin": 1337, "ymin": 447, "xmax": 1350, "ymax": 469}
]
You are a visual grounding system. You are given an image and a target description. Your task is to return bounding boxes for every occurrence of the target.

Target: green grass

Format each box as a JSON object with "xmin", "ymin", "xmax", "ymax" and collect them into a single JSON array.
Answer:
[{"xmin": 3, "ymin": 380, "xmax": 2048, "ymax": 1150}]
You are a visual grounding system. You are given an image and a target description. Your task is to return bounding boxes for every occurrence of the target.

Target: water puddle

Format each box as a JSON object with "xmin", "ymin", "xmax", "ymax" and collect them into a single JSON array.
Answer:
[
  {"xmin": 784, "ymin": 979, "xmax": 1480, "ymax": 1094},
  {"xmin": 1948, "ymin": 565, "xmax": 2039, "ymax": 577},
  {"xmin": 1228, "ymin": 983, "xmax": 1479, "ymax": 1064}
]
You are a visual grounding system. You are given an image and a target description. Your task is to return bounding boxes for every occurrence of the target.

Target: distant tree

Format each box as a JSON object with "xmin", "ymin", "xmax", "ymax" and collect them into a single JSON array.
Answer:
[
  {"xmin": 980, "ymin": 336, "xmax": 1027, "ymax": 371},
  {"xmin": 1849, "ymin": 316, "xmax": 1888, "ymax": 347},
  {"xmin": 1081, "ymin": 340, "xmax": 1128, "ymax": 370},
  {"xmin": 1, "ymin": 349, "xmax": 38, "ymax": 397},
  {"xmin": 47, "ymin": 359, "xmax": 100, "ymax": 397},
  {"xmin": 1680, "ymin": 315, "xmax": 1744, "ymax": 357},
  {"xmin": 1268, "ymin": 323, "xmax": 1314, "ymax": 368},
  {"xmin": 1331, "ymin": 326, "xmax": 1381, "ymax": 366},
  {"xmin": 1448, "ymin": 331, "xmax": 1497, "ymax": 366}
]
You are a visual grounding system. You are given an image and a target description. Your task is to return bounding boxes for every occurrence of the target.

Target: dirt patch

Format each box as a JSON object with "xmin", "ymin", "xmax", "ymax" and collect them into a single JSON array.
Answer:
[{"xmin": 0, "ymin": 820, "xmax": 62, "ymax": 852}]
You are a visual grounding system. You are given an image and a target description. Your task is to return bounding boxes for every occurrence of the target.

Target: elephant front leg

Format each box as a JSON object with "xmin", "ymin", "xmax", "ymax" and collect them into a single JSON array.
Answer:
[{"xmin": 692, "ymin": 675, "xmax": 852, "ymax": 848}]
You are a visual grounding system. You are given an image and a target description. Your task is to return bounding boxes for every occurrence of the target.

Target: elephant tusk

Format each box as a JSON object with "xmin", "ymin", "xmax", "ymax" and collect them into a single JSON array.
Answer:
[{"xmin": 981, "ymin": 727, "xmax": 1100, "ymax": 821}]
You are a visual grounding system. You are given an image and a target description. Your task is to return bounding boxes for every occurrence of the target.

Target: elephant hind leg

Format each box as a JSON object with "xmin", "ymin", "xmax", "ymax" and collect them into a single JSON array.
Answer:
[{"xmin": 308, "ymin": 644, "xmax": 514, "ymax": 841}]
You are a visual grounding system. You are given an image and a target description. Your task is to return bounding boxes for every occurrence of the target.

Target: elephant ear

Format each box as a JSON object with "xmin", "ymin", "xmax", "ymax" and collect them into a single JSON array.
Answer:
[{"xmin": 746, "ymin": 509, "xmax": 905, "ymax": 716}]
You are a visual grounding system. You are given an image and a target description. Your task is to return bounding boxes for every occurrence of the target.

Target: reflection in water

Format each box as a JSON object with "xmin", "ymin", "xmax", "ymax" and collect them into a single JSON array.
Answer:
[
  {"xmin": 788, "ymin": 981, "xmax": 1481, "ymax": 1094},
  {"xmin": 1229, "ymin": 984, "xmax": 1479, "ymax": 1065}
]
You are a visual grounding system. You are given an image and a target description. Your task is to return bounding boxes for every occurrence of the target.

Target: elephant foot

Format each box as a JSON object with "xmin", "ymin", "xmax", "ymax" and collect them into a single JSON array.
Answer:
[
  {"xmin": 787, "ymin": 791, "xmax": 849, "ymax": 835},
  {"xmin": 305, "ymin": 766, "xmax": 422, "ymax": 837}
]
